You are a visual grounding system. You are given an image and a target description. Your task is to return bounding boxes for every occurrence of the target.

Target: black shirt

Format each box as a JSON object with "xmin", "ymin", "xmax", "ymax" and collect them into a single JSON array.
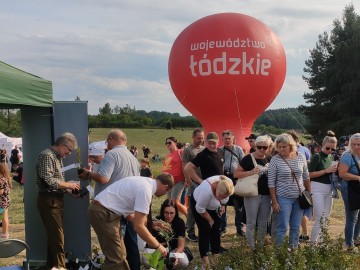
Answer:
[
  {"xmin": 239, "ymin": 154, "xmax": 271, "ymax": 195},
  {"xmin": 191, "ymin": 148, "xmax": 224, "ymax": 179},
  {"xmin": 153, "ymin": 216, "xmax": 186, "ymax": 250}
]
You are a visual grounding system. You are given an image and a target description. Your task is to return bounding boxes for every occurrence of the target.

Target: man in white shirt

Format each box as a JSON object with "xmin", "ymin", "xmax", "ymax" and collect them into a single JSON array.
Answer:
[{"xmin": 88, "ymin": 173, "xmax": 174, "ymax": 270}]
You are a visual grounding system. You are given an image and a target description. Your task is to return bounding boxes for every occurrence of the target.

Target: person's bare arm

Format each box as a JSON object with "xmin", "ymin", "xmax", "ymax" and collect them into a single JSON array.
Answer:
[
  {"xmin": 233, "ymin": 165, "xmax": 259, "ymax": 179},
  {"xmin": 184, "ymin": 162, "xmax": 202, "ymax": 184},
  {"xmin": 78, "ymin": 169, "xmax": 110, "ymax": 184},
  {"xmin": 339, "ymin": 163, "xmax": 360, "ymax": 181},
  {"xmin": 182, "ymin": 161, "xmax": 192, "ymax": 186},
  {"xmin": 132, "ymin": 211, "xmax": 168, "ymax": 257}
]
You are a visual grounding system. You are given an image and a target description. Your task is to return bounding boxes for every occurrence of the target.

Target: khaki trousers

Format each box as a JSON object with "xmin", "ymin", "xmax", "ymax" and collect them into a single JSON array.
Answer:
[
  {"xmin": 88, "ymin": 202, "xmax": 129, "ymax": 270},
  {"xmin": 37, "ymin": 192, "xmax": 66, "ymax": 269}
]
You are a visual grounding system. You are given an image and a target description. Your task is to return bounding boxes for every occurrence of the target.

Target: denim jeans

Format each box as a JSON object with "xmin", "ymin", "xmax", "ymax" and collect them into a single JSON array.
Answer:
[
  {"xmin": 276, "ymin": 195, "xmax": 303, "ymax": 247},
  {"xmin": 121, "ymin": 220, "xmax": 140, "ymax": 270},
  {"xmin": 341, "ymin": 180, "xmax": 360, "ymax": 247},
  {"xmin": 244, "ymin": 195, "xmax": 271, "ymax": 248}
]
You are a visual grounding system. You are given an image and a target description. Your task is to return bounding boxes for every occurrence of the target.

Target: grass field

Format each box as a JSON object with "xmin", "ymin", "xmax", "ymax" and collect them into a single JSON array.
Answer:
[{"xmin": 0, "ymin": 128, "xmax": 348, "ymax": 268}]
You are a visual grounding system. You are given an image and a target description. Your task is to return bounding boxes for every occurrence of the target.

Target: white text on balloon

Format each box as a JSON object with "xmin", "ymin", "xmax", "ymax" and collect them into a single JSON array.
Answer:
[{"xmin": 190, "ymin": 52, "xmax": 271, "ymax": 77}]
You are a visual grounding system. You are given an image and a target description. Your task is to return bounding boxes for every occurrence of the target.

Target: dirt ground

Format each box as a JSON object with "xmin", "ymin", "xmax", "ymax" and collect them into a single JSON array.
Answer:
[{"xmin": 0, "ymin": 206, "xmax": 346, "ymax": 269}]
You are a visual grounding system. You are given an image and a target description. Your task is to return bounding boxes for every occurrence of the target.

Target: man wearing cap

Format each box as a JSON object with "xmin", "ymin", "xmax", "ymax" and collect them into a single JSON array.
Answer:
[
  {"xmin": 245, "ymin": 134, "xmax": 257, "ymax": 153},
  {"xmin": 184, "ymin": 132, "xmax": 224, "ymax": 184},
  {"xmin": 88, "ymin": 142, "xmax": 106, "ymax": 173},
  {"xmin": 79, "ymin": 129, "xmax": 141, "ymax": 270}
]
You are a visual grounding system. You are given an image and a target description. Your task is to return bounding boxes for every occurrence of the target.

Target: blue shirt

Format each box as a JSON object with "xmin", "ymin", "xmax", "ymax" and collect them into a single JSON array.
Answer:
[{"xmin": 340, "ymin": 151, "xmax": 360, "ymax": 179}]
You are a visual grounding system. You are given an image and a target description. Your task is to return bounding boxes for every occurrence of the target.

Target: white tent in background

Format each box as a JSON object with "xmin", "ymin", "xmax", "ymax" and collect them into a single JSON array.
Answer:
[{"xmin": 0, "ymin": 131, "xmax": 23, "ymax": 153}]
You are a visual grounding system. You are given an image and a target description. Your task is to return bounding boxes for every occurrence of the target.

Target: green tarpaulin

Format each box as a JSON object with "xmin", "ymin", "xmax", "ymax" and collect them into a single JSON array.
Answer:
[{"xmin": 0, "ymin": 61, "xmax": 53, "ymax": 107}]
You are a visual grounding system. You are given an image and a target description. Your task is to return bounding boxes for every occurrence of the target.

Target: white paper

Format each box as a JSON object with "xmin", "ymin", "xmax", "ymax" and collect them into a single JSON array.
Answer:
[{"xmin": 61, "ymin": 163, "xmax": 81, "ymax": 172}]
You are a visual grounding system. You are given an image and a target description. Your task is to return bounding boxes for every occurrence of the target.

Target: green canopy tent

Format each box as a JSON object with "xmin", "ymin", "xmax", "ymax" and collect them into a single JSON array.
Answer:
[
  {"xmin": 0, "ymin": 61, "xmax": 53, "ymax": 107},
  {"xmin": 0, "ymin": 61, "xmax": 90, "ymax": 266}
]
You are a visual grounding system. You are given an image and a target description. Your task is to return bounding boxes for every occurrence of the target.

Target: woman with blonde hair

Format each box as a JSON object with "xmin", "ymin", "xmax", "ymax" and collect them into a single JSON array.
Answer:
[
  {"xmin": 339, "ymin": 133, "xmax": 360, "ymax": 252},
  {"xmin": 234, "ymin": 135, "xmax": 272, "ymax": 248},
  {"xmin": 309, "ymin": 131, "xmax": 338, "ymax": 245},
  {"xmin": 0, "ymin": 154, "xmax": 12, "ymax": 239},
  {"xmin": 268, "ymin": 133, "xmax": 310, "ymax": 247},
  {"xmin": 190, "ymin": 175, "xmax": 234, "ymax": 269}
]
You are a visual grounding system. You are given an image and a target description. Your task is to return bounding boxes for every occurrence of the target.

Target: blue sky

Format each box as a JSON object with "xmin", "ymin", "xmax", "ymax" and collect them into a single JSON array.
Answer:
[{"xmin": 0, "ymin": 0, "xmax": 358, "ymax": 115}]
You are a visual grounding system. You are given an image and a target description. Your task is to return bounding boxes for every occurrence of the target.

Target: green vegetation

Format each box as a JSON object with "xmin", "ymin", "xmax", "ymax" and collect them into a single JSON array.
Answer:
[
  {"xmin": 0, "ymin": 109, "xmax": 21, "ymax": 137},
  {"xmin": 301, "ymin": 4, "xmax": 360, "ymax": 140}
]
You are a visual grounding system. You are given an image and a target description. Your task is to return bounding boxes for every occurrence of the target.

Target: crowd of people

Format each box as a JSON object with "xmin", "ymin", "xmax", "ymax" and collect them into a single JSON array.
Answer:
[{"xmin": 3, "ymin": 128, "xmax": 360, "ymax": 270}]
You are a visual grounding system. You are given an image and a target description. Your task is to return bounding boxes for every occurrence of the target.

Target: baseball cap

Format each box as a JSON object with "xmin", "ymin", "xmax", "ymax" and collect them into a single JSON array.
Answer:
[
  {"xmin": 245, "ymin": 134, "xmax": 257, "ymax": 140},
  {"xmin": 89, "ymin": 141, "xmax": 106, "ymax": 156},
  {"xmin": 206, "ymin": 132, "xmax": 219, "ymax": 142}
]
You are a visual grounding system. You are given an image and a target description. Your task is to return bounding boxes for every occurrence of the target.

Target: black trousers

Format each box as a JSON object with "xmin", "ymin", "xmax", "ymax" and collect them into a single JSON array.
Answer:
[{"xmin": 190, "ymin": 196, "xmax": 221, "ymax": 257}]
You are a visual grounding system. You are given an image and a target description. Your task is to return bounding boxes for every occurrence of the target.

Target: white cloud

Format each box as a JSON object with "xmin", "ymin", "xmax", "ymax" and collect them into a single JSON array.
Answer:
[{"xmin": 0, "ymin": 0, "xmax": 358, "ymax": 116}]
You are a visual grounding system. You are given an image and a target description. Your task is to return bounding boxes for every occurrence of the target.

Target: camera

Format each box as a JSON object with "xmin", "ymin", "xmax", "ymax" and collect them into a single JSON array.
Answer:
[
  {"xmin": 165, "ymin": 255, "xmax": 176, "ymax": 270},
  {"xmin": 78, "ymin": 186, "xmax": 89, "ymax": 197},
  {"xmin": 72, "ymin": 186, "xmax": 89, "ymax": 198}
]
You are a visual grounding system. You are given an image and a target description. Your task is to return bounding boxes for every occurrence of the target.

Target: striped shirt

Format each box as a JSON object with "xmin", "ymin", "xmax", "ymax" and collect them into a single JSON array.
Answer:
[
  {"xmin": 36, "ymin": 147, "xmax": 64, "ymax": 193},
  {"xmin": 268, "ymin": 153, "xmax": 309, "ymax": 199}
]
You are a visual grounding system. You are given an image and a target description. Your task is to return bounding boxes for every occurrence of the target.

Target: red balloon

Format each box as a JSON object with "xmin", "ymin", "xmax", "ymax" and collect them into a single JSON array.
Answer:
[{"xmin": 168, "ymin": 13, "xmax": 286, "ymax": 151}]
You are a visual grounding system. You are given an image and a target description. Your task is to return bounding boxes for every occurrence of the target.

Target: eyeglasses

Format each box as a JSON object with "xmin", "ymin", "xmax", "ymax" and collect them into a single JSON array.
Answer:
[
  {"xmin": 257, "ymin": 145, "xmax": 269, "ymax": 150},
  {"xmin": 165, "ymin": 141, "xmax": 172, "ymax": 145},
  {"xmin": 325, "ymin": 147, "xmax": 336, "ymax": 151},
  {"xmin": 63, "ymin": 144, "xmax": 73, "ymax": 152},
  {"xmin": 164, "ymin": 211, "xmax": 175, "ymax": 215},
  {"xmin": 352, "ymin": 143, "xmax": 360, "ymax": 147}
]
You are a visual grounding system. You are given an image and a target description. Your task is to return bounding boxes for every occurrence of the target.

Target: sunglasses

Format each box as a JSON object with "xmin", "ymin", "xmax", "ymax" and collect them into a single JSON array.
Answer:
[
  {"xmin": 257, "ymin": 145, "xmax": 268, "ymax": 150},
  {"xmin": 325, "ymin": 147, "xmax": 336, "ymax": 151},
  {"xmin": 165, "ymin": 141, "xmax": 172, "ymax": 145}
]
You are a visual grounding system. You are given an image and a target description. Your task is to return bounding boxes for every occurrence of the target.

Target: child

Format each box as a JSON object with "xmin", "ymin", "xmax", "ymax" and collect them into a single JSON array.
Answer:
[
  {"xmin": 0, "ymin": 154, "xmax": 12, "ymax": 239},
  {"xmin": 140, "ymin": 158, "xmax": 153, "ymax": 178}
]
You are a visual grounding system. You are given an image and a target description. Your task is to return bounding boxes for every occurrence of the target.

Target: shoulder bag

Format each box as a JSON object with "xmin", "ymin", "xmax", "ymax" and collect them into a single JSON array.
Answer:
[
  {"xmin": 347, "ymin": 155, "xmax": 360, "ymax": 211},
  {"xmin": 234, "ymin": 154, "xmax": 259, "ymax": 197},
  {"xmin": 280, "ymin": 154, "xmax": 312, "ymax": 209}
]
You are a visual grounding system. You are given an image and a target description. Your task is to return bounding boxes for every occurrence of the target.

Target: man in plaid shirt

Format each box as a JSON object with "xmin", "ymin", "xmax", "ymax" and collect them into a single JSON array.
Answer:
[{"xmin": 36, "ymin": 132, "xmax": 80, "ymax": 270}]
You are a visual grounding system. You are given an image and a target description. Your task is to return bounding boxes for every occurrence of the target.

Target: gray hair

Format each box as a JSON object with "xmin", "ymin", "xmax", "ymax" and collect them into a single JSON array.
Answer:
[
  {"xmin": 275, "ymin": 133, "xmax": 297, "ymax": 153},
  {"xmin": 348, "ymin": 133, "xmax": 360, "ymax": 156},
  {"xmin": 54, "ymin": 132, "xmax": 78, "ymax": 149},
  {"xmin": 255, "ymin": 135, "xmax": 272, "ymax": 146}
]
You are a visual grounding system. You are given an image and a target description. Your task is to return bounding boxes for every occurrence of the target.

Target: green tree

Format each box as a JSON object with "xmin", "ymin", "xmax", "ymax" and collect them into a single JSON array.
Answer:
[
  {"xmin": 300, "ymin": 4, "xmax": 360, "ymax": 138},
  {"xmin": 99, "ymin": 102, "xmax": 112, "ymax": 115}
]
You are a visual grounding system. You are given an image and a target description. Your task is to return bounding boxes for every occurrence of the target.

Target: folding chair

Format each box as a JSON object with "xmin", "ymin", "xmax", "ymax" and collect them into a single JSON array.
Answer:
[{"xmin": 0, "ymin": 239, "xmax": 30, "ymax": 270}]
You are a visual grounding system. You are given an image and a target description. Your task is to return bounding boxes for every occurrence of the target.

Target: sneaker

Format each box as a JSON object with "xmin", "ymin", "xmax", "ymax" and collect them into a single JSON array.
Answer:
[
  {"xmin": 347, "ymin": 246, "xmax": 359, "ymax": 254},
  {"xmin": 0, "ymin": 233, "xmax": 9, "ymax": 240},
  {"xmin": 354, "ymin": 239, "xmax": 360, "ymax": 246},
  {"xmin": 220, "ymin": 229, "xmax": 227, "ymax": 236},
  {"xmin": 186, "ymin": 233, "xmax": 199, "ymax": 242},
  {"xmin": 219, "ymin": 246, "xmax": 228, "ymax": 253},
  {"xmin": 299, "ymin": 234, "xmax": 309, "ymax": 241}
]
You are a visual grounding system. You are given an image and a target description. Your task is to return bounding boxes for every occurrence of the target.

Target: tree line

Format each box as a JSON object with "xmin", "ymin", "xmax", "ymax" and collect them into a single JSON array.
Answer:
[{"xmin": 0, "ymin": 105, "xmax": 308, "ymax": 138}]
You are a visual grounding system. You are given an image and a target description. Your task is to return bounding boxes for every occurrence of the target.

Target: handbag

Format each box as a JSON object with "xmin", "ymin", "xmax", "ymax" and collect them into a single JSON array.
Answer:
[
  {"xmin": 280, "ymin": 154, "xmax": 313, "ymax": 209},
  {"xmin": 183, "ymin": 246, "xmax": 193, "ymax": 262},
  {"xmin": 234, "ymin": 154, "xmax": 259, "ymax": 197},
  {"xmin": 347, "ymin": 155, "xmax": 360, "ymax": 211}
]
